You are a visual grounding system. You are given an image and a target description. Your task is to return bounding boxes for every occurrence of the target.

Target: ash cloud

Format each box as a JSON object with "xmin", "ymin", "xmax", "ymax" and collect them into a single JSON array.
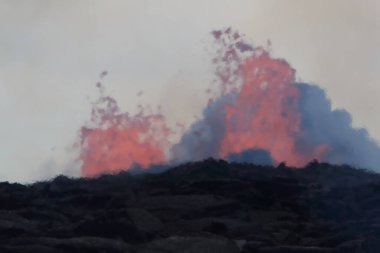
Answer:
[
  {"xmin": 297, "ymin": 83, "xmax": 380, "ymax": 170},
  {"xmin": 170, "ymin": 93, "xmax": 237, "ymax": 163},
  {"xmin": 169, "ymin": 28, "xmax": 380, "ymax": 171},
  {"xmin": 78, "ymin": 28, "xmax": 380, "ymax": 176},
  {"xmin": 170, "ymin": 81, "xmax": 380, "ymax": 171},
  {"xmin": 227, "ymin": 149, "xmax": 274, "ymax": 165},
  {"xmin": 170, "ymin": 92, "xmax": 275, "ymax": 166}
]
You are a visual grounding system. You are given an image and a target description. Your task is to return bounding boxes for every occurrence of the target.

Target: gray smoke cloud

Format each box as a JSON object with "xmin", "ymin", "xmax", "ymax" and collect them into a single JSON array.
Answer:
[
  {"xmin": 227, "ymin": 149, "xmax": 273, "ymax": 165},
  {"xmin": 171, "ymin": 93, "xmax": 237, "ymax": 163},
  {"xmin": 297, "ymin": 83, "xmax": 380, "ymax": 170},
  {"xmin": 171, "ymin": 81, "xmax": 380, "ymax": 171},
  {"xmin": 1, "ymin": 0, "xmax": 379, "ymax": 182},
  {"xmin": 171, "ymin": 95, "xmax": 276, "ymax": 166}
]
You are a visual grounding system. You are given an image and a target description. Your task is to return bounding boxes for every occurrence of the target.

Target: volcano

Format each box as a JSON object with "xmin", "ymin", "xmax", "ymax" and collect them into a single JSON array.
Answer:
[
  {"xmin": 4, "ymin": 28, "xmax": 378, "ymax": 252},
  {"xmin": 1, "ymin": 160, "xmax": 380, "ymax": 252}
]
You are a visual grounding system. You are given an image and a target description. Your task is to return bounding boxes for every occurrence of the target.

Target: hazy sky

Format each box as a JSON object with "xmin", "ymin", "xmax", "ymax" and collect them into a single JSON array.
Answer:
[{"xmin": 1, "ymin": 0, "xmax": 379, "ymax": 182}]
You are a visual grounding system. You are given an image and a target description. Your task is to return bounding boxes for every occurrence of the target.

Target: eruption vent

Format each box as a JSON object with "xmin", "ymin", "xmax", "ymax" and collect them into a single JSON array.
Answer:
[{"xmin": 78, "ymin": 28, "xmax": 380, "ymax": 176}]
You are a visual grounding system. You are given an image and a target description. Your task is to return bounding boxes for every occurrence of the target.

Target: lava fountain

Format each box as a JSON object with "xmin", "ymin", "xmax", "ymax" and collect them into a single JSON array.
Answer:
[
  {"xmin": 79, "ymin": 84, "xmax": 171, "ymax": 177},
  {"xmin": 78, "ymin": 28, "xmax": 380, "ymax": 176}
]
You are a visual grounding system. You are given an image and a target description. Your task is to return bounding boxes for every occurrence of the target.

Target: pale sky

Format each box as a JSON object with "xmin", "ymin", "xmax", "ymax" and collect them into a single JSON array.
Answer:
[{"xmin": 0, "ymin": 0, "xmax": 379, "ymax": 183}]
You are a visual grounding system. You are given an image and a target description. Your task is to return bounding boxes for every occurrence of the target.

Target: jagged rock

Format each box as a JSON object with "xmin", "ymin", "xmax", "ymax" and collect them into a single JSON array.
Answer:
[
  {"xmin": 5, "ymin": 237, "xmax": 133, "ymax": 253},
  {"xmin": 0, "ymin": 159, "xmax": 379, "ymax": 251},
  {"xmin": 0, "ymin": 211, "xmax": 37, "ymax": 238},
  {"xmin": 127, "ymin": 208, "xmax": 163, "ymax": 236},
  {"xmin": 136, "ymin": 194, "xmax": 239, "ymax": 220},
  {"xmin": 137, "ymin": 236, "xmax": 239, "ymax": 253},
  {"xmin": 0, "ymin": 244, "xmax": 65, "ymax": 253},
  {"xmin": 254, "ymin": 246, "xmax": 334, "ymax": 252},
  {"xmin": 74, "ymin": 216, "xmax": 137, "ymax": 241}
]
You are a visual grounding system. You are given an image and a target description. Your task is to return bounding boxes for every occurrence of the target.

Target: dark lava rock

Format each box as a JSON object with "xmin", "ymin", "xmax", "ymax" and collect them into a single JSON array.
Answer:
[
  {"xmin": 0, "ymin": 158, "xmax": 380, "ymax": 252},
  {"xmin": 137, "ymin": 236, "xmax": 239, "ymax": 253},
  {"xmin": 3, "ymin": 237, "xmax": 133, "ymax": 253}
]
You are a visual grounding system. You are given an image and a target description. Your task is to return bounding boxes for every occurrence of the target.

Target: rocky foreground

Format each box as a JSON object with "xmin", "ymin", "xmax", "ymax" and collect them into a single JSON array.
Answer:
[{"xmin": 1, "ymin": 159, "xmax": 380, "ymax": 252}]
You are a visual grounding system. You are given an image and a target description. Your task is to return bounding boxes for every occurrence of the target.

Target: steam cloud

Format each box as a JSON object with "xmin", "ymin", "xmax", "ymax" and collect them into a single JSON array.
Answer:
[{"xmin": 78, "ymin": 28, "xmax": 380, "ymax": 176}]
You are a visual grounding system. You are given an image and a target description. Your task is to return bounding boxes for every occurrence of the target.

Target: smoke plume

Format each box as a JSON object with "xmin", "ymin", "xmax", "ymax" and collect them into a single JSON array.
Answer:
[
  {"xmin": 78, "ymin": 28, "xmax": 380, "ymax": 176},
  {"xmin": 297, "ymin": 83, "xmax": 380, "ymax": 169}
]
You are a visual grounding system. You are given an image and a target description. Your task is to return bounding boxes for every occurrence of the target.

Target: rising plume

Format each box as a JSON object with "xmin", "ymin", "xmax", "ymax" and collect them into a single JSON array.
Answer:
[{"xmin": 78, "ymin": 28, "xmax": 380, "ymax": 176}]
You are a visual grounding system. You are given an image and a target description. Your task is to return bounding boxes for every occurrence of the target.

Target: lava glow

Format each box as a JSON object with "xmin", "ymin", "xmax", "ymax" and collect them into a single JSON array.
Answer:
[
  {"xmin": 213, "ymin": 32, "xmax": 328, "ymax": 166},
  {"xmin": 79, "ymin": 89, "xmax": 171, "ymax": 177},
  {"xmin": 78, "ymin": 28, "xmax": 375, "ymax": 177}
]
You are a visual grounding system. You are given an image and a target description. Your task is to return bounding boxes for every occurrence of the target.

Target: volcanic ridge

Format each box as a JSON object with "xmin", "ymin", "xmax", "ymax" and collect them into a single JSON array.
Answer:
[{"xmin": 1, "ymin": 159, "xmax": 380, "ymax": 252}]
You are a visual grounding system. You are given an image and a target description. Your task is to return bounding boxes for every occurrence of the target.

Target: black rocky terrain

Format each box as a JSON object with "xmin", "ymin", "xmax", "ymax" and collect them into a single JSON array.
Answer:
[{"xmin": 1, "ymin": 159, "xmax": 380, "ymax": 252}]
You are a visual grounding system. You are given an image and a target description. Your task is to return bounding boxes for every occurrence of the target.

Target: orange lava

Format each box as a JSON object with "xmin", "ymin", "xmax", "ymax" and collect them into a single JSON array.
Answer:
[
  {"xmin": 213, "ymin": 29, "xmax": 327, "ymax": 166},
  {"xmin": 79, "ymin": 92, "xmax": 170, "ymax": 177},
  {"xmin": 78, "ymin": 28, "xmax": 329, "ymax": 177}
]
